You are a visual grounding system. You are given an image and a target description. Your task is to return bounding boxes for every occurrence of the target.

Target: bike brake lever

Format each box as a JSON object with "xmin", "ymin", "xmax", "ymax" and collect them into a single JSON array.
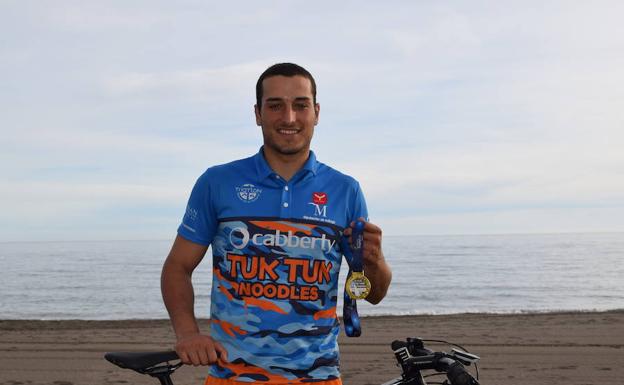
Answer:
[{"xmin": 451, "ymin": 348, "xmax": 480, "ymax": 365}]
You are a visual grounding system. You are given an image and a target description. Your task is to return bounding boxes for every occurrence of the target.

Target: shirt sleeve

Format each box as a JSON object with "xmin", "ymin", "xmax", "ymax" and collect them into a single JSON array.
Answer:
[
  {"xmin": 177, "ymin": 172, "xmax": 218, "ymax": 246},
  {"xmin": 349, "ymin": 181, "xmax": 369, "ymax": 224}
]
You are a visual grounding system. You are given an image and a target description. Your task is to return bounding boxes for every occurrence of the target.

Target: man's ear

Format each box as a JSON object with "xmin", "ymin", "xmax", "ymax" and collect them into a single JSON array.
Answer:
[
  {"xmin": 314, "ymin": 103, "xmax": 320, "ymax": 125},
  {"xmin": 254, "ymin": 104, "xmax": 262, "ymax": 126}
]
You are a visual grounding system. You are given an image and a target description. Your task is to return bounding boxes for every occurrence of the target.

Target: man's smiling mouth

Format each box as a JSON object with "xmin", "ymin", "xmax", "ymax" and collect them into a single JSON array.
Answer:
[{"xmin": 278, "ymin": 129, "xmax": 300, "ymax": 135}]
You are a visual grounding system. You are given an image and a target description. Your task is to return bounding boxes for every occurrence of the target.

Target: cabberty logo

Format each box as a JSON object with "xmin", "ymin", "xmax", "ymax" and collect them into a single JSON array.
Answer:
[
  {"xmin": 229, "ymin": 227, "xmax": 336, "ymax": 251},
  {"xmin": 236, "ymin": 184, "xmax": 262, "ymax": 203}
]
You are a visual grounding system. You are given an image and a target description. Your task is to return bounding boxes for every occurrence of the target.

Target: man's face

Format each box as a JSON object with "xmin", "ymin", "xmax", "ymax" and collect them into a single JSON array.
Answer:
[{"xmin": 255, "ymin": 75, "xmax": 320, "ymax": 157}]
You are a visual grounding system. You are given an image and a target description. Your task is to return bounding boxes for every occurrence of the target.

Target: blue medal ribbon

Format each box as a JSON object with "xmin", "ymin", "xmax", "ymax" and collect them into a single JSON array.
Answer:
[{"xmin": 341, "ymin": 220, "xmax": 365, "ymax": 337}]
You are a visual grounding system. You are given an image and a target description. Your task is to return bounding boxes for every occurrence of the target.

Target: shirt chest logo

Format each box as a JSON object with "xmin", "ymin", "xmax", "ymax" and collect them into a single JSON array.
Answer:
[
  {"xmin": 312, "ymin": 192, "xmax": 328, "ymax": 205},
  {"xmin": 236, "ymin": 184, "xmax": 262, "ymax": 203},
  {"xmin": 308, "ymin": 192, "xmax": 329, "ymax": 217}
]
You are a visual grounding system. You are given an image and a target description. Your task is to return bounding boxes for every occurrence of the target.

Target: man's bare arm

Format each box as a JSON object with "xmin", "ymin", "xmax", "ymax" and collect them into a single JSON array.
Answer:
[{"xmin": 161, "ymin": 235, "xmax": 228, "ymax": 366}]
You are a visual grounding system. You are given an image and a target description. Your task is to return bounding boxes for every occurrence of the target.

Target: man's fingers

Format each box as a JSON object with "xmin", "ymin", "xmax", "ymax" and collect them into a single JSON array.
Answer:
[
  {"xmin": 188, "ymin": 350, "xmax": 201, "ymax": 366},
  {"xmin": 345, "ymin": 227, "xmax": 381, "ymax": 246},
  {"xmin": 215, "ymin": 341, "xmax": 229, "ymax": 362},
  {"xmin": 362, "ymin": 231, "xmax": 381, "ymax": 242},
  {"xmin": 199, "ymin": 347, "xmax": 211, "ymax": 366},
  {"xmin": 177, "ymin": 350, "xmax": 191, "ymax": 365},
  {"xmin": 363, "ymin": 221, "xmax": 382, "ymax": 234},
  {"xmin": 207, "ymin": 348, "xmax": 218, "ymax": 364},
  {"xmin": 346, "ymin": 219, "xmax": 381, "ymax": 234},
  {"xmin": 175, "ymin": 335, "xmax": 226, "ymax": 366}
]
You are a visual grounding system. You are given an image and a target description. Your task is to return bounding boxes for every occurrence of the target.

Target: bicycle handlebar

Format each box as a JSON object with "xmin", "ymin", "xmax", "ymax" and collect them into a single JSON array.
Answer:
[{"xmin": 391, "ymin": 338, "xmax": 480, "ymax": 385}]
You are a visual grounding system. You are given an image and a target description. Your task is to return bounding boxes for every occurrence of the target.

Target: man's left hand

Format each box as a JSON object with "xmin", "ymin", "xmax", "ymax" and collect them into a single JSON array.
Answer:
[{"xmin": 343, "ymin": 217, "xmax": 392, "ymax": 304}]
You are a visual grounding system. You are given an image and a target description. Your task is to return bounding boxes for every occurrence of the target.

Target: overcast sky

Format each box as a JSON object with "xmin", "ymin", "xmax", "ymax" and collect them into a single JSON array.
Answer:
[{"xmin": 1, "ymin": 1, "xmax": 623, "ymax": 242}]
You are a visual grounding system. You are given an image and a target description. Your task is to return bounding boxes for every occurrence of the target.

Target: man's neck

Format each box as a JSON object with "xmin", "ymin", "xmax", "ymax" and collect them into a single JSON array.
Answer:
[{"xmin": 262, "ymin": 147, "xmax": 310, "ymax": 182}]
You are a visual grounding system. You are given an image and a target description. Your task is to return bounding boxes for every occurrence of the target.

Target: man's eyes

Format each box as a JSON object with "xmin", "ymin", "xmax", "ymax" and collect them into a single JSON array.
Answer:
[{"xmin": 267, "ymin": 103, "xmax": 310, "ymax": 111}]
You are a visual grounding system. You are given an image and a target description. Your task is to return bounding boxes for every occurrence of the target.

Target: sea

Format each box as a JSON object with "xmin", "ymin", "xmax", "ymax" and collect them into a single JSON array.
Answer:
[{"xmin": 1, "ymin": 233, "xmax": 623, "ymax": 320}]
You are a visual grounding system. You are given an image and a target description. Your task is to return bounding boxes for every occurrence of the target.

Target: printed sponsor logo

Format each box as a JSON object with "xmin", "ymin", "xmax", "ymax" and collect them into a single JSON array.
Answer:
[
  {"xmin": 308, "ymin": 202, "xmax": 327, "ymax": 217},
  {"xmin": 225, "ymin": 254, "xmax": 333, "ymax": 302},
  {"xmin": 312, "ymin": 192, "xmax": 328, "ymax": 205},
  {"xmin": 229, "ymin": 227, "xmax": 336, "ymax": 251},
  {"xmin": 184, "ymin": 205, "xmax": 198, "ymax": 222},
  {"xmin": 236, "ymin": 184, "xmax": 262, "ymax": 203},
  {"xmin": 308, "ymin": 192, "xmax": 329, "ymax": 218}
]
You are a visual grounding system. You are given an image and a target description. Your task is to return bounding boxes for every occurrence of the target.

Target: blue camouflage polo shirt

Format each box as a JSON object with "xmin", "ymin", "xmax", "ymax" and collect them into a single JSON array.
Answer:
[{"xmin": 178, "ymin": 147, "xmax": 368, "ymax": 384}]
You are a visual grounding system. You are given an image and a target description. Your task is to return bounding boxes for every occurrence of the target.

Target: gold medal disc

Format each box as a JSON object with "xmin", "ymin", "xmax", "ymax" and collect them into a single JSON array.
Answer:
[{"xmin": 346, "ymin": 272, "xmax": 371, "ymax": 300}]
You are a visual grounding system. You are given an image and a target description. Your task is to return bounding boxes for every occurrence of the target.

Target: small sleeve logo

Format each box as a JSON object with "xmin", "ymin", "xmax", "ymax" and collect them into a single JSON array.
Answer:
[{"xmin": 184, "ymin": 205, "xmax": 198, "ymax": 222}]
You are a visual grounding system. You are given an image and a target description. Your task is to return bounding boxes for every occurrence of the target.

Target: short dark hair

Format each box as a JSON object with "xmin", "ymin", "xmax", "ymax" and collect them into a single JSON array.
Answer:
[{"xmin": 256, "ymin": 63, "xmax": 317, "ymax": 109}]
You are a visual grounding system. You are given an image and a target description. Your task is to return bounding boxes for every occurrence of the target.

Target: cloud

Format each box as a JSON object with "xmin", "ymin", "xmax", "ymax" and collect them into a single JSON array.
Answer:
[
  {"xmin": 0, "ymin": 175, "xmax": 197, "ymax": 242},
  {"xmin": 334, "ymin": 137, "xmax": 624, "ymax": 224},
  {"xmin": 379, "ymin": 206, "xmax": 624, "ymax": 236},
  {"xmin": 0, "ymin": 180, "xmax": 182, "ymax": 219},
  {"xmin": 102, "ymin": 60, "xmax": 272, "ymax": 102},
  {"xmin": 2, "ymin": 1, "xmax": 624, "ymax": 240}
]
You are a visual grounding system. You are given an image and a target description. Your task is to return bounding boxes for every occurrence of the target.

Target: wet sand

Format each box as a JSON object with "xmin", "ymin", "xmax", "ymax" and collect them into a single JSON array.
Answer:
[{"xmin": 1, "ymin": 311, "xmax": 623, "ymax": 385}]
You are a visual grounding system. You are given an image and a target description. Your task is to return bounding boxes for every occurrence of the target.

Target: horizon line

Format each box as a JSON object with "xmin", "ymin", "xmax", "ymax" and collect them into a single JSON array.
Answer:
[{"xmin": 1, "ymin": 230, "xmax": 623, "ymax": 244}]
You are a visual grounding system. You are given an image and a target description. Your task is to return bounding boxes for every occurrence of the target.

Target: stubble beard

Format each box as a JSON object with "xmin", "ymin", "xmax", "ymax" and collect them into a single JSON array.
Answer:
[{"xmin": 262, "ymin": 128, "xmax": 311, "ymax": 156}]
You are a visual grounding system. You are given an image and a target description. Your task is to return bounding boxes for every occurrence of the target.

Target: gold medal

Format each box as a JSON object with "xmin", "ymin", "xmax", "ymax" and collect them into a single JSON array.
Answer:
[{"xmin": 345, "ymin": 271, "xmax": 371, "ymax": 300}]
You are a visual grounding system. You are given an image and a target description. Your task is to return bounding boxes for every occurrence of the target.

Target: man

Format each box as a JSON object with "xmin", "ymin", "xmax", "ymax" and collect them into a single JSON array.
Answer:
[{"xmin": 161, "ymin": 63, "xmax": 392, "ymax": 385}]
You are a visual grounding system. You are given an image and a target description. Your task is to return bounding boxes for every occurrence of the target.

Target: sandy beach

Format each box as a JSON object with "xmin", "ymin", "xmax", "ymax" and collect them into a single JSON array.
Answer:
[{"xmin": 1, "ymin": 311, "xmax": 622, "ymax": 385}]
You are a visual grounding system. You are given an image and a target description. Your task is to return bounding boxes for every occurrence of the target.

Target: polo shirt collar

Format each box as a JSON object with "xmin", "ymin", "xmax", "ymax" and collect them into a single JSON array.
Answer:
[{"xmin": 254, "ymin": 146, "xmax": 319, "ymax": 181}]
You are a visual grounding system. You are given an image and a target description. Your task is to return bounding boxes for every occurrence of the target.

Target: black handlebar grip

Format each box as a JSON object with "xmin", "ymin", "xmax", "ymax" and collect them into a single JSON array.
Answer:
[
  {"xmin": 391, "ymin": 340, "xmax": 407, "ymax": 351},
  {"xmin": 447, "ymin": 361, "xmax": 479, "ymax": 385}
]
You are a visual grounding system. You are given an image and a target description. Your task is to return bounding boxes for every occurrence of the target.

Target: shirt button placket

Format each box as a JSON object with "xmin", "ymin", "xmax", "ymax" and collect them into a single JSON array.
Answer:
[{"xmin": 281, "ymin": 184, "xmax": 291, "ymax": 218}]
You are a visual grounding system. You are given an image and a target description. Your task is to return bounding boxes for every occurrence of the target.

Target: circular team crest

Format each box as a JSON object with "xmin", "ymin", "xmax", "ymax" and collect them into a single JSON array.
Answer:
[{"xmin": 236, "ymin": 184, "xmax": 262, "ymax": 203}]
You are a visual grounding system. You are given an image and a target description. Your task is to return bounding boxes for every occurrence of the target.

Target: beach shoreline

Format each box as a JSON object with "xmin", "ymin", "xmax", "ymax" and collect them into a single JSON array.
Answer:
[{"xmin": 1, "ymin": 310, "xmax": 623, "ymax": 385}]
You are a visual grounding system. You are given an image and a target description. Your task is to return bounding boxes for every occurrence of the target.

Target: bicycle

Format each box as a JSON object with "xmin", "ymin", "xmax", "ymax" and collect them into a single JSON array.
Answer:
[{"xmin": 105, "ymin": 337, "xmax": 480, "ymax": 385}]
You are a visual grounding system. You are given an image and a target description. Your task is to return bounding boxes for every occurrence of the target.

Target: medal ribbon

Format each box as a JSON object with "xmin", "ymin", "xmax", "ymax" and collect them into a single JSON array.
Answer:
[{"xmin": 341, "ymin": 221, "xmax": 365, "ymax": 337}]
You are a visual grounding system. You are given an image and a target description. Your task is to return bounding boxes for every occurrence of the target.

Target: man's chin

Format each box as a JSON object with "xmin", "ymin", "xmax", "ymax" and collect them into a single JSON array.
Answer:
[
  {"xmin": 270, "ymin": 144, "xmax": 308, "ymax": 156},
  {"xmin": 277, "ymin": 147, "xmax": 306, "ymax": 156}
]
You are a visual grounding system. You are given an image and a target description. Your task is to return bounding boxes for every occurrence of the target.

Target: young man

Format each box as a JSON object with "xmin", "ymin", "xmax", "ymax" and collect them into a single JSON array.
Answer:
[{"xmin": 161, "ymin": 63, "xmax": 392, "ymax": 385}]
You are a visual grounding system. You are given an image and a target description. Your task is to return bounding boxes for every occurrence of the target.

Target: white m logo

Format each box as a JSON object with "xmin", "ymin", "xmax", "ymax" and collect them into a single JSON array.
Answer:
[{"xmin": 308, "ymin": 202, "xmax": 327, "ymax": 217}]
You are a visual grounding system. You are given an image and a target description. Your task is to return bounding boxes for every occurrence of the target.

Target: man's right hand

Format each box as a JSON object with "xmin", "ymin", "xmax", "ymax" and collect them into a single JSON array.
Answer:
[{"xmin": 175, "ymin": 333, "xmax": 228, "ymax": 366}]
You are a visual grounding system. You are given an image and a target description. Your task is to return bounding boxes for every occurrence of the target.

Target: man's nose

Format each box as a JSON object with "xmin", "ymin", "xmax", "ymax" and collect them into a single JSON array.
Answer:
[{"xmin": 281, "ymin": 106, "xmax": 296, "ymax": 124}]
